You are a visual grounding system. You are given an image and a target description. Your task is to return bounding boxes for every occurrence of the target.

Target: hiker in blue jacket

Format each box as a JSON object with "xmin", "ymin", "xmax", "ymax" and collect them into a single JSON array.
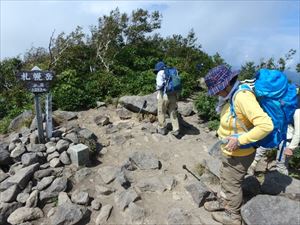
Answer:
[{"xmin": 154, "ymin": 61, "xmax": 180, "ymax": 137}]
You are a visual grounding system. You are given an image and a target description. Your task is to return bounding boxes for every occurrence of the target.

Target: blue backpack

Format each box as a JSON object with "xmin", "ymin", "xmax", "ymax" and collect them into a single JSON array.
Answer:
[
  {"xmin": 164, "ymin": 67, "xmax": 182, "ymax": 94},
  {"xmin": 230, "ymin": 69, "xmax": 298, "ymax": 158}
]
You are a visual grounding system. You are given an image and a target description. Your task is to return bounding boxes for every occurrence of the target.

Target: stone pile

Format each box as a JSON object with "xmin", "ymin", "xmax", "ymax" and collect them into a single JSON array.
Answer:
[{"xmin": 0, "ymin": 114, "xmax": 99, "ymax": 225}]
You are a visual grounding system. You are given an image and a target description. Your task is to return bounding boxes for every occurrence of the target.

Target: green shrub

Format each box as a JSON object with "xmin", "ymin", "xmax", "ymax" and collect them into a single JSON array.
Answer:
[
  {"xmin": 289, "ymin": 147, "xmax": 300, "ymax": 170},
  {"xmin": 208, "ymin": 120, "xmax": 220, "ymax": 131},
  {"xmin": 119, "ymin": 70, "xmax": 155, "ymax": 95},
  {"xmin": 52, "ymin": 70, "xmax": 87, "ymax": 111},
  {"xmin": 194, "ymin": 91, "xmax": 218, "ymax": 121},
  {"xmin": 0, "ymin": 116, "xmax": 11, "ymax": 134},
  {"xmin": 180, "ymin": 71, "xmax": 198, "ymax": 99}
]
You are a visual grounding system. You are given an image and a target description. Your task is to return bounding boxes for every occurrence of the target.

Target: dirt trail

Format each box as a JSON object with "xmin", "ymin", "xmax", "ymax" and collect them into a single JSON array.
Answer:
[{"xmin": 71, "ymin": 106, "xmax": 219, "ymax": 224}]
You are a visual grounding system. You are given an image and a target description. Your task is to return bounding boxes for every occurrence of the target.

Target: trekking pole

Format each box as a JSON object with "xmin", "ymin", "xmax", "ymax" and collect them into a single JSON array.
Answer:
[
  {"xmin": 182, "ymin": 164, "xmax": 201, "ymax": 181},
  {"xmin": 137, "ymin": 100, "xmax": 147, "ymax": 119}
]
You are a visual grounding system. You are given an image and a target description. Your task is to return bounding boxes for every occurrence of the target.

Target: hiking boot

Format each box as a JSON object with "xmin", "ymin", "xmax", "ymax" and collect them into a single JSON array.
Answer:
[
  {"xmin": 204, "ymin": 199, "xmax": 225, "ymax": 212},
  {"xmin": 170, "ymin": 130, "xmax": 181, "ymax": 138},
  {"xmin": 157, "ymin": 127, "xmax": 167, "ymax": 135},
  {"xmin": 211, "ymin": 210, "xmax": 241, "ymax": 225}
]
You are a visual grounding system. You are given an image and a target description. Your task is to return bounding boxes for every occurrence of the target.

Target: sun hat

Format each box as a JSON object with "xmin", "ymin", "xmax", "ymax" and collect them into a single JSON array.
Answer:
[
  {"xmin": 153, "ymin": 61, "xmax": 166, "ymax": 73},
  {"xmin": 204, "ymin": 65, "xmax": 240, "ymax": 96}
]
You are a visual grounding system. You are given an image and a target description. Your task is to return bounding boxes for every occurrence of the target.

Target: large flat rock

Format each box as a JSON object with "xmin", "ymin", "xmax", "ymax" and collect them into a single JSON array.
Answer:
[{"xmin": 241, "ymin": 195, "xmax": 299, "ymax": 225}]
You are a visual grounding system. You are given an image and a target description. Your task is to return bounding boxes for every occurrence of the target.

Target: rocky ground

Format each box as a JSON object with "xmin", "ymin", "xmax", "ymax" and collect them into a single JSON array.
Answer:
[{"xmin": 0, "ymin": 94, "xmax": 299, "ymax": 225}]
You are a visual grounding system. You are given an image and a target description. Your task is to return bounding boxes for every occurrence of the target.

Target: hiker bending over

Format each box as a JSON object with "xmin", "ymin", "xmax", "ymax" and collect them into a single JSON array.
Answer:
[
  {"xmin": 203, "ymin": 65, "xmax": 273, "ymax": 225},
  {"xmin": 248, "ymin": 87, "xmax": 300, "ymax": 175},
  {"xmin": 154, "ymin": 61, "xmax": 180, "ymax": 137}
]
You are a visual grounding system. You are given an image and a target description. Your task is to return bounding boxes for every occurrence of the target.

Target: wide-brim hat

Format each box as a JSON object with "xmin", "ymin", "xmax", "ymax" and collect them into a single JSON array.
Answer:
[
  {"xmin": 204, "ymin": 65, "xmax": 240, "ymax": 96},
  {"xmin": 153, "ymin": 61, "xmax": 166, "ymax": 73}
]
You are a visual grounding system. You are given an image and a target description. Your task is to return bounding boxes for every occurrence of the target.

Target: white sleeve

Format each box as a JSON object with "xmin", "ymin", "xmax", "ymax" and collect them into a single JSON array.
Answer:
[
  {"xmin": 156, "ymin": 70, "xmax": 165, "ymax": 90},
  {"xmin": 287, "ymin": 109, "xmax": 300, "ymax": 150}
]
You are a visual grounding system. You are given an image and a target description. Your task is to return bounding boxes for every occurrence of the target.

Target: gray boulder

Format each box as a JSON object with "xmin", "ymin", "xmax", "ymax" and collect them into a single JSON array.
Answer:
[
  {"xmin": 0, "ymin": 143, "xmax": 11, "ymax": 166},
  {"xmin": 116, "ymin": 107, "xmax": 133, "ymax": 120},
  {"xmin": 58, "ymin": 192, "xmax": 72, "ymax": 206},
  {"xmin": 21, "ymin": 153, "xmax": 39, "ymax": 166},
  {"xmin": 71, "ymin": 191, "xmax": 89, "ymax": 205},
  {"xmin": 56, "ymin": 140, "xmax": 70, "ymax": 153},
  {"xmin": 0, "ymin": 184, "xmax": 19, "ymax": 203},
  {"xmin": 0, "ymin": 170, "xmax": 8, "ymax": 183},
  {"xmin": 178, "ymin": 101, "xmax": 194, "ymax": 116},
  {"xmin": 25, "ymin": 190, "xmax": 39, "ymax": 208},
  {"xmin": 52, "ymin": 110, "xmax": 78, "ymax": 124},
  {"xmin": 94, "ymin": 115, "xmax": 110, "ymax": 126},
  {"xmin": 241, "ymin": 195, "xmax": 299, "ymax": 225},
  {"xmin": 0, "ymin": 202, "xmax": 22, "ymax": 225},
  {"xmin": 119, "ymin": 93, "xmax": 157, "ymax": 115},
  {"xmin": 184, "ymin": 181, "xmax": 211, "ymax": 207},
  {"xmin": 8, "ymin": 110, "xmax": 33, "ymax": 131},
  {"xmin": 64, "ymin": 133, "xmax": 79, "ymax": 144},
  {"xmin": 114, "ymin": 189, "xmax": 139, "ymax": 211},
  {"xmin": 95, "ymin": 204, "xmax": 113, "ymax": 225},
  {"xmin": 10, "ymin": 143, "xmax": 26, "ymax": 159},
  {"xmin": 0, "ymin": 163, "xmax": 39, "ymax": 191},
  {"xmin": 7, "ymin": 207, "xmax": 43, "ymax": 225},
  {"xmin": 136, "ymin": 176, "xmax": 166, "ymax": 193},
  {"xmin": 98, "ymin": 166, "xmax": 118, "ymax": 184},
  {"xmin": 26, "ymin": 144, "xmax": 46, "ymax": 152},
  {"xmin": 129, "ymin": 152, "xmax": 160, "ymax": 170},
  {"xmin": 39, "ymin": 177, "xmax": 68, "ymax": 201},
  {"xmin": 36, "ymin": 176, "xmax": 55, "ymax": 191},
  {"xmin": 49, "ymin": 203, "xmax": 87, "ymax": 225},
  {"xmin": 0, "ymin": 148, "xmax": 11, "ymax": 166},
  {"xmin": 78, "ymin": 128, "xmax": 97, "ymax": 141},
  {"xmin": 16, "ymin": 193, "xmax": 30, "ymax": 204}
]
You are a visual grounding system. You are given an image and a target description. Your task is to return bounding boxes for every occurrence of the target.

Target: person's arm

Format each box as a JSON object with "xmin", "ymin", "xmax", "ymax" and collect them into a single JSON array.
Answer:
[
  {"xmin": 156, "ymin": 70, "xmax": 165, "ymax": 91},
  {"xmin": 235, "ymin": 91, "xmax": 274, "ymax": 145},
  {"xmin": 287, "ymin": 109, "xmax": 300, "ymax": 150}
]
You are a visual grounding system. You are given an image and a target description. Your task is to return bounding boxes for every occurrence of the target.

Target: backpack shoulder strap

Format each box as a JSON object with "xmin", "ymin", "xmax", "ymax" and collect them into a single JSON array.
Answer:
[{"xmin": 230, "ymin": 84, "xmax": 254, "ymax": 133}]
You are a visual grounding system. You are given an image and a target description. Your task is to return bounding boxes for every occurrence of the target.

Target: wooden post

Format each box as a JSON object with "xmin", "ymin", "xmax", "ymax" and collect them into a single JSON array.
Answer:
[
  {"xmin": 34, "ymin": 94, "xmax": 45, "ymax": 143},
  {"xmin": 45, "ymin": 92, "xmax": 53, "ymax": 140}
]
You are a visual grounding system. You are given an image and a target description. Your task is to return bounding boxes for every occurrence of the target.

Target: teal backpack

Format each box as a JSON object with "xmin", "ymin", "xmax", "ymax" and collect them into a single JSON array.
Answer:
[
  {"xmin": 164, "ymin": 68, "xmax": 182, "ymax": 94},
  {"xmin": 230, "ymin": 69, "xmax": 298, "ymax": 159}
]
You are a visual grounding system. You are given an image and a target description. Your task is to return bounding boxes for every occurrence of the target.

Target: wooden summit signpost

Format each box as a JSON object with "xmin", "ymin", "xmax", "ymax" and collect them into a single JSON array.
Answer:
[{"xmin": 17, "ymin": 66, "xmax": 55, "ymax": 143}]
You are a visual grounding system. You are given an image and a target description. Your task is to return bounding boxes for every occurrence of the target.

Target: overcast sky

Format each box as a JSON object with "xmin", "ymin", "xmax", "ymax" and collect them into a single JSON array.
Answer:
[{"xmin": 1, "ymin": 0, "xmax": 299, "ymax": 70}]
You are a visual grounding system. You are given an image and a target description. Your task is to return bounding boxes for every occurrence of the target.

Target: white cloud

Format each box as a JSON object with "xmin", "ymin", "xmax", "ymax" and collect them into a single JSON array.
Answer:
[{"xmin": 0, "ymin": 1, "xmax": 299, "ymax": 70}]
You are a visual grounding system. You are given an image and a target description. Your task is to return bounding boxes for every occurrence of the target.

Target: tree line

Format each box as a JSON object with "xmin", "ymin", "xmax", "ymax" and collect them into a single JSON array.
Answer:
[{"xmin": 0, "ymin": 8, "xmax": 299, "ymax": 133}]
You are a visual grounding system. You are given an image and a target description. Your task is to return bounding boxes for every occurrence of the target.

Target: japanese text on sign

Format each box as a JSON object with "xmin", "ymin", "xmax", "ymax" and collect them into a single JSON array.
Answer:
[
  {"xmin": 19, "ymin": 71, "xmax": 54, "ymax": 81},
  {"xmin": 17, "ymin": 70, "xmax": 55, "ymax": 93}
]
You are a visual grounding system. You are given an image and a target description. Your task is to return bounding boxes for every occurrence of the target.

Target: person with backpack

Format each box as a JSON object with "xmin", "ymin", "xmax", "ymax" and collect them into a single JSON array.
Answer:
[
  {"xmin": 248, "ymin": 87, "xmax": 300, "ymax": 175},
  {"xmin": 203, "ymin": 65, "xmax": 274, "ymax": 225},
  {"xmin": 154, "ymin": 61, "xmax": 181, "ymax": 137}
]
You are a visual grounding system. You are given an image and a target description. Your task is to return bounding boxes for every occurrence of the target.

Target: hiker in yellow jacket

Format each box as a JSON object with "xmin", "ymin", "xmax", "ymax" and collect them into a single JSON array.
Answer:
[{"xmin": 203, "ymin": 65, "xmax": 273, "ymax": 225}]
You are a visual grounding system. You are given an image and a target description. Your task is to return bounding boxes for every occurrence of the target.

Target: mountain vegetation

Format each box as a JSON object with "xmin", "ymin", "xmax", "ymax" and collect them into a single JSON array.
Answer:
[{"xmin": 0, "ymin": 8, "xmax": 299, "ymax": 134}]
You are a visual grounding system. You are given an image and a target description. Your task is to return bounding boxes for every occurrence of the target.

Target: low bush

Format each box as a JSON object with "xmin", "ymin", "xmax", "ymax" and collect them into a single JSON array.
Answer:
[{"xmin": 194, "ymin": 91, "xmax": 218, "ymax": 121}]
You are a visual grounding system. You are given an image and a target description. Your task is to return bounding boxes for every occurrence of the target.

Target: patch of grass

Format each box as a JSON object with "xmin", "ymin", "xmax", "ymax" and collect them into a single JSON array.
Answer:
[
  {"xmin": 256, "ymin": 173, "xmax": 265, "ymax": 184},
  {"xmin": 289, "ymin": 172, "xmax": 300, "ymax": 179},
  {"xmin": 0, "ymin": 116, "xmax": 11, "ymax": 134},
  {"xmin": 208, "ymin": 120, "xmax": 220, "ymax": 131},
  {"xmin": 195, "ymin": 163, "xmax": 206, "ymax": 176},
  {"xmin": 21, "ymin": 116, "xmax": 34, "ymax": 128}
]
